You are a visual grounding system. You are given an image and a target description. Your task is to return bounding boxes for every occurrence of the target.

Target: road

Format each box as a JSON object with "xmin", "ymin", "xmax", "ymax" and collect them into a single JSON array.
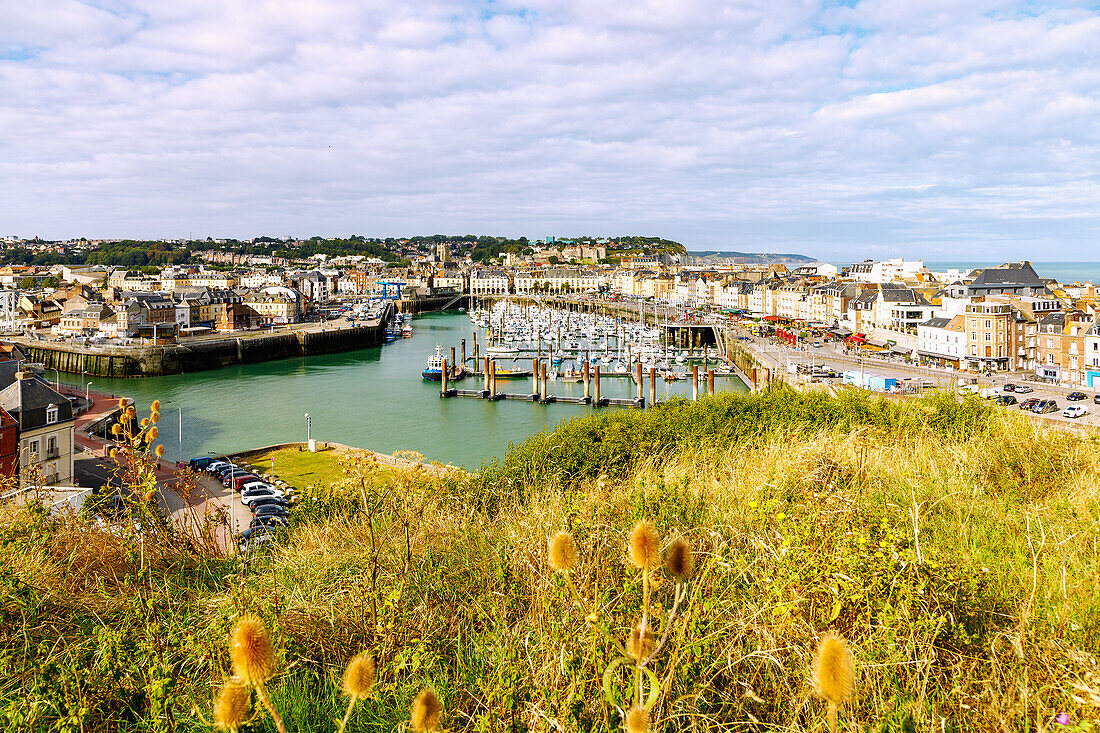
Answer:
[{"xmin": 73, "ymin": 390, "xmax": 251, "ymax": 551}]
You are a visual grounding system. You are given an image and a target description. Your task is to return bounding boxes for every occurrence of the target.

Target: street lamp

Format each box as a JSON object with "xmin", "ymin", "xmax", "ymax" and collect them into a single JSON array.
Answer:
[
  {"xmin": 85, "ymin": 381, "xmax": 93, "ymax": 401},
  {"xmin": 165, "ymin": 400, "xmax": 184, "ymax": 463},
  {"xmin": 304, "ymin": 413, "xmax": 315, "ymax": 451}
]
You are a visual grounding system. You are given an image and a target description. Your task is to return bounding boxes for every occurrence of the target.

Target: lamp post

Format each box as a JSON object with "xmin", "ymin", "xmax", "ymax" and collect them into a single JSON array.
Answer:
[
  {"xmin": 165, "ymin": 400, "xmax": 184, "ymax": 463},
  {"xmin": 208, "ymin": 450, "xmax": 239, "ymax": 546},
  {"xmin": 85, "ymin": 381, "xmax": 93, "ymax": 401},
  {"xmin": 50, "ymin": 367, "xmax": 61, "ymax": 391},
  {"xmin": 81, "ymin": 369, "xmax": 87, "ymax": 399},
  {"xmin": 304, "ymin": 413, "xmax": 315, "ymax": 452}
]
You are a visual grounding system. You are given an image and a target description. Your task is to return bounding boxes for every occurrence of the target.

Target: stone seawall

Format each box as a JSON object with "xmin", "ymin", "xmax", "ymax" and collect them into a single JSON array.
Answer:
[{"xmin": 17, "ymin": 316, "xmax": 388, "ymax": 378}]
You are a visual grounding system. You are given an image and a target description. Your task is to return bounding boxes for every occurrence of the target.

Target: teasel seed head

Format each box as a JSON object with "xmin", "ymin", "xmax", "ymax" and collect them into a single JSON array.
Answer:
[
  {"xmin": 143, "ymin": 489, "xmax": 157, "ymax": 504},
  {"xmin": 229, "ymin": 616, "xmax": 276, "ymax": 686},
  {"xmin": 625, "ymin": 704, "xmax": 650, "ymax": 733},
  {"xmin": 141, "ymin": 417, "xmax": 150, "ymax": 428},
  {"xmin": 118, "ymin": 397, "xmax": 127, "ymax": 409},
  {"xmin": 110, "ymin": 423, "xmax": 122, "ymax": 436},
  {"xmin": 148, "ymin": 426, "xmax": 159, "ymax": 440},
  {"xmin": 813, "ymin": 631, "xmax": 854, "ymax": 706},
  {"xmin": 342, "ymin": 652, "xmax": 375, "ymax": 700},
  {"xmin": 548, "ymin": 531, "xmax": 579, "ymax": 572},
  {"xmin": 151, "ymin": 410, "xmax": 160, "ymax": 424},
  {"xmin": 109, "ymin": 448, "xmax": 118, "ymax": 459},
  {"xmin": 125, "ymin": 406, "xmax": 135, "ymax": 418},
  {"xmin": 665, "ymin": 537, "xmax": 694, "ymax": 582},
  {"xmin": 629, "ymin": 521, "xmax": 660, "ymax": 569},
  {"xmin": 151, "ymin": 400, "xmax": 160, "ymax": 411},
  {"xmin": 155, "ymin": 444, "xmax": 165, "ymax": 457},
  {"xmin": 213, "ymin": 680, "xmax": 252, "ymax": 731},
  {"xmin": 627, "ymin": 621, "xmax": 655, "ymax": 661},
  {"xmin": 410, "ymin": 688, "xmax": 442, "ymax": 732}
]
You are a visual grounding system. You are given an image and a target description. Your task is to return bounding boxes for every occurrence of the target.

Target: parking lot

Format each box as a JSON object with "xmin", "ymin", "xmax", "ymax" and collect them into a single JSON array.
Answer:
[{"xmin": 736, "ymin": 328, "xmax": 1100, "ymax": 429}]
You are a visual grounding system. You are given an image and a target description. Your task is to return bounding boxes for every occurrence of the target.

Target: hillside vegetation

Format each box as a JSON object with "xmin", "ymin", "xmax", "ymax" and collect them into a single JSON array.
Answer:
[{"xmin": 2, "ymin": 390, "xmax": 1099, "ymax": 732}]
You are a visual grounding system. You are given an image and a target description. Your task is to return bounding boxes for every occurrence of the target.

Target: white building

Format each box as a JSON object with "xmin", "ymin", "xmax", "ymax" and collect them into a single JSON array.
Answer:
[
  {"xmin": 917, "ymin": 315, "xmax": 967, "ymax": 367},
  {"xmin": 849, "ymin": 258, "xmax": 926, "ymax": 284}
]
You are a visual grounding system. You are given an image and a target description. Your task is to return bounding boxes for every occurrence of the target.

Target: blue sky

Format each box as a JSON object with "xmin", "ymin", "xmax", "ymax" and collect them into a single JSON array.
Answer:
[{"xmin": 1, "ymin": 0, "xmax": 1098, "ymax": 260}]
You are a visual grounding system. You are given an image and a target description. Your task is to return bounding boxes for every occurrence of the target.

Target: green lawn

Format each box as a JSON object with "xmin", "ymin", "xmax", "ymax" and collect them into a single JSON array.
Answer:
[{"xmin": 232, "ymin": 446, "xmax": 394, "ymax": 490}]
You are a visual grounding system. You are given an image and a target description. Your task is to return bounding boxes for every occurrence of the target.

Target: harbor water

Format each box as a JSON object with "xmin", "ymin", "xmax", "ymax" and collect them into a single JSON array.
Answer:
[{"xmin": 75, "ymin": 312, "xmax": 749, "ymax": 469}]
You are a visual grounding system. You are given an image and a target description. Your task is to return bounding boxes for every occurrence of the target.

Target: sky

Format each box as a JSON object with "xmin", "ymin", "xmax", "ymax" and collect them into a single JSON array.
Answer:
[{"xmin": 1, "ymin": 1, "xmax": 1098, "ymax": 261}]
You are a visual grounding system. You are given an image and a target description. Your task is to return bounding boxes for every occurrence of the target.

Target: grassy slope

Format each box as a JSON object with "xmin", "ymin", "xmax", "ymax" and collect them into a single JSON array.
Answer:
[{"xmin": 2, "ymin": 390, "xmax": 1099, "ymax": 732}]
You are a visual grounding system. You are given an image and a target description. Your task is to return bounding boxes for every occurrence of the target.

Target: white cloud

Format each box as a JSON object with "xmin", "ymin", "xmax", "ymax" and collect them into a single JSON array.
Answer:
[{"xmin": 0, "ymin": 0, "xmax": 1097, "ymax": 260}]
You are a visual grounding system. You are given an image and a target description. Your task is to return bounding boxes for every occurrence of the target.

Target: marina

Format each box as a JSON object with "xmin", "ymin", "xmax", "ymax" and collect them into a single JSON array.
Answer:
[{"xmin": 80, "ymin": 311, "xmax": 749, "ymax": 468}]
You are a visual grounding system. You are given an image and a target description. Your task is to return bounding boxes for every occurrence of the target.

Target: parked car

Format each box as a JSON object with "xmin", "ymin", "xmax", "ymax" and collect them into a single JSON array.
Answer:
[
  {"xmin": 1014, "ymin": 384, "xmax": 1034, "ymax": 394},
  {"xmin": 251, "ymin": 515, "xmax": 288, "ymax": 529},
  {"xmin": 228, "ymin": 473, "xmax": 261, "ymax": 491},
  {"xmin": 1032, "ymin": 400, "xmax": 1058, "ymax": 414},
  {"xmin": 242, "ymin": 487, "xmax": 286, "ymax": 506},
  {"xmin": 1001, "ymin": 383, "xmax": 1016, "ymax": 392},
  {"xmin": 1019, "ymin": 398, "xmax": 1040, "ymax": 411},
  {"xmin": 206, "ymin": 461, "xmax": 231, "ymax": 474},
  {"xmin": 248, "ymin": 495, "xmax": 289, "ymax": 511},
  {"xmin": 812, "ymin": 340, "xmax": 823, "ymax": 348},
  {"xmin": 252, "ymin": 504, "xmax": 289, "ymax": 519},
  {"xmin": 1095, "ymin": 394, "xmax": 1100, "ymax": 405},
  {"xmin": 189, "ymin": 456, "xmax": 216, "ymax": 470},
  {"xmin": 1062, "ymin": 405, "xmax": 1087, "ymax": 418},
  {"xmin": 1067, "ymin": 392, "xmax": 1087, "ymax": 401},
  {"xmin": 993, "ymin": 395, "xmax": 1018, "ymax": 406},
  {"xmin": 240, "ymin": 480, "xmax": 276, "ymax": 493}
]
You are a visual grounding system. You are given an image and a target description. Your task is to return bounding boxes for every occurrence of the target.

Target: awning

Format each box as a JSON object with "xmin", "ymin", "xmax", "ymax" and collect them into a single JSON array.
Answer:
[
  {"xmin": 890, "ymin": 345, "xmax": 912, "ymax": 354},
  {"xmin": 868, "ymin": 339, "xmax": 890, "ymax": 348},
  {"xmin": 831, "ymin": 327, "xmax": 853, "ymax": 337}
]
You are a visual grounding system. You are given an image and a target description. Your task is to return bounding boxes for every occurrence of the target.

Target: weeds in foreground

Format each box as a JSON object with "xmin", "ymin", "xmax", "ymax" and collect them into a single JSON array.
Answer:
[{"xmin": 2, "ymin": 391, "xmax": 1098, "ymax": 731}]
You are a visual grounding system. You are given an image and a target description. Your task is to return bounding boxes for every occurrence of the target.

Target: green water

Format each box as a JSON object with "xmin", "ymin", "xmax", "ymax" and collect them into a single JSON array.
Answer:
[{"xmin": 74, "ymin": 313, "xmax": 748, "ymax": 469}]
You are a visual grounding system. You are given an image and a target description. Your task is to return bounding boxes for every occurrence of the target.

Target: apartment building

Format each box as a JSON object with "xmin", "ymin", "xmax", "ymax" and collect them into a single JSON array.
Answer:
[
  {"xmin": 469, "ymin": 269, "xmax": 510, "ymax": 295},
  {"xmin": 963, "ymin": 299, "xmax": 1013, "ymax": 372},
  {"xmin": 917, "ymin": 316, "xmax": 966, "ymax": 369},
  {"xmin": 0, "ymin": 371, "xmax": 74, "ymax": 486}
]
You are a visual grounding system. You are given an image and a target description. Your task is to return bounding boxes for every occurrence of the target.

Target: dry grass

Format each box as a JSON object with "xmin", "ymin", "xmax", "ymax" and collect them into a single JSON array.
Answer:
[{"xmin": 2, "ymin": 394, "xmax": 1099, "ymax": 731}]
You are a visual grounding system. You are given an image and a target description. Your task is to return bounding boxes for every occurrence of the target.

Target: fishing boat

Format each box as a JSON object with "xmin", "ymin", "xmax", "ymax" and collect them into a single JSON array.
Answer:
[
  {"xmin": 489, "ymin": 363, "xmax": 533, "ymax": 379},
  {"xmin": 422, "ymin": 345, "xmax": 465, "ymax": 381}
]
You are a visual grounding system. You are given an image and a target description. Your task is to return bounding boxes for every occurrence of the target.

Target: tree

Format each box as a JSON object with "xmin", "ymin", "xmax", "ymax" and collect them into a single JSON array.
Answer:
[
  {"xmin": 43, "ymin": 276, "xmax": 60, "ymax": 289},
  {"xmin": 548, "ymin": 256, "xmax": 560, "ymax": 265},
  {"xmin": 18, "ymin": 277, "xmax": 36, "ymax": 290}
]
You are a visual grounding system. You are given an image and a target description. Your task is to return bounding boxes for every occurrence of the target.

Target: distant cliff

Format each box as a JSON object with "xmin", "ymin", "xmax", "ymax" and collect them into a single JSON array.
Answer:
[{"xmin": 690, "ymin": 250, "xmax": 816, "ymax": 264}]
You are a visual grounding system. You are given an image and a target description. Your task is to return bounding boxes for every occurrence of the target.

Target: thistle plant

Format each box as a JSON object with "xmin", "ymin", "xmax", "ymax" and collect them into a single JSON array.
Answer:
[
  {"xmin": 813, "ymin": 631, "xmax": 854, "ymax": 733},
  {"xmin": 212, "ymin": 681, "xmax": 252, "ymax": 732},
  {"xmin": 547, "ymin": 522, "xmax": 698, "ymax": 732},
  {"xmin": 409, "ymin": 688, "xmax": 442, "ymax": 732},
  {"xmin": 338, "ymin": 651, "xmax": 376, "ymax": 733},
  {"xmin": 228, "ymin": 616, "xmax": 286, "ymax": 733}
]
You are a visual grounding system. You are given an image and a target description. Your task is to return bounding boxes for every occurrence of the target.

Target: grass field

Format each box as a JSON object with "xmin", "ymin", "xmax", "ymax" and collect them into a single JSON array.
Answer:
[{"xmin": 3, "ymin": 389, "xmax": 1099, "ymax": 732}]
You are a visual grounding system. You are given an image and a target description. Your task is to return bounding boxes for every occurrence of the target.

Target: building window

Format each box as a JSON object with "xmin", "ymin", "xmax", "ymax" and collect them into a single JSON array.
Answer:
[
  {"xmin": 28, "ymin": 439, "xmax": 39, "ymax": 459},
  {"xmin": 47, "ymin": 436, "xmax": 57, "ymax": 458},
  {"xmin": 46, "ymin": 405, "xmax": 58, "ymax": 424}
]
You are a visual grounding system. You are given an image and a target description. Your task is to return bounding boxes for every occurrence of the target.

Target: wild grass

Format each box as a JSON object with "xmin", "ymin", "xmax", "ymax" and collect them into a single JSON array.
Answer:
[{"xmin": 1, "ymin": 389, "xmax": 1098, "ymax": 731}]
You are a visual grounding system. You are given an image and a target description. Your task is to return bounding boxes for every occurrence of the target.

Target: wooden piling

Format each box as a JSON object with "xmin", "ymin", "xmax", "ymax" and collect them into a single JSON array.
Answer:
[
  {"xmin": 636, "ymin": 362, "xmax": 643, "ymax": 400},
  {"xmin": 594, "ymin": 365, "xmax": 601, "ymax": 404},
  {"xmin": 450, "ymin": 346, "xmax": 456, "ymax": 375},
  {"xmin": 708, "ymin": 369, "xmax": 715, "ymax": 395},
  {"xmin": 584, "ymin": 358, "xmax": 590, "ymax": 400},
  {"xmin": 461, "ymin": 338, "xmax": 466, "ymax": 365},
  {"xmin": 532, "ymin": 357, "xmax": 539, "ymax": 394},
  {"xmin": 539, "ymin": 363, "xmax": 548, "ymax": 401},
  {"xmin": 648, "ymin": 367, "xmax": 656, "ymax": 406},
  {"xmin": 483, "ymin": 356, "xmax": 490, "ymax": 391},
  {"xmin": 473, "ymin": 335, "xmax": 479, "ymax": 363},
  {"xmin": 692, "ymin": 364, "xmax": 699, "ymax": 401},
  {"xmin": 441, "ymin": 358, "xmax": 449, "ymax": 394}
]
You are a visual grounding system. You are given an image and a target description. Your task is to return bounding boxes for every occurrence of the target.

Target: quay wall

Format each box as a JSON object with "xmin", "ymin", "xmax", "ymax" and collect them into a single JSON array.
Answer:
[{"xmin": 16, "ymin": 313, "xmax": 389, "ymax": 378}]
